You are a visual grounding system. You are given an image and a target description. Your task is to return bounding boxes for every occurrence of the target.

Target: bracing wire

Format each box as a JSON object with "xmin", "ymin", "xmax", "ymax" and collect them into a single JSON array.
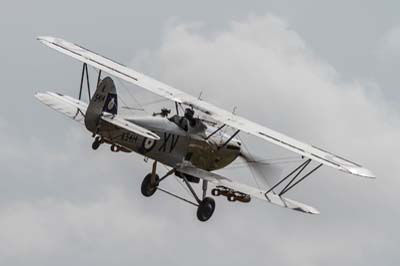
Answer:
[
  {"xmin": 160, "ymin": 165, "xmax": 192, "ymax": 198},
  {"xmin": 114, "ymin": 77, "xmax": 148, "ymax": 114}
]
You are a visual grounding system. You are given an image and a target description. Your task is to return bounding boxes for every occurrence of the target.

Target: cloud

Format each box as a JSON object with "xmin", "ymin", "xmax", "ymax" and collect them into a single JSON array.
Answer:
[
  {"xmin": 0, "ymin": 188, "xmax": 169, "ymax": 265},
  {"xmin": 130, "ymin": 14, "xmax": 400, "ymax": 264},
  {"xmin": 1, "ymin": 14, "xmax": 399, "ymax": 266},
  {"xmin": 378, "ymin": 26, "xmax": 400, "ymax": 58},
  {"xmin": 143, "ymin": 15, "xmax": 397, "ymax": 178}
]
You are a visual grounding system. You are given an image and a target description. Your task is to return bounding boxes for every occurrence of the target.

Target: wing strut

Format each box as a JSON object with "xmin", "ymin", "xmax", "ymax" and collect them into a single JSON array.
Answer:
[
  {"xmin": 152, "ymin": 166, "xmax": 201, "ymax": 207},
  {"xmin": 97, "ymin": 70, "xmax": 102, "ymax": 87},
  {"xmin": 279, "ymin": 163, "xmax": 323, "ymax": 196},
  {"xmin": 78, "ymin": 63, "xmax": 92, "ymax": 101},
  {"xmin": 205, "ymin": 124, "xmax": 226, "ymax": 140},
  {"xmin": 265, "ymin": 159, "xmax": 323, "ymax": 197},
  {"xmin": 218, "ymin": 129, "xmax": 240, "ymax": 149}
]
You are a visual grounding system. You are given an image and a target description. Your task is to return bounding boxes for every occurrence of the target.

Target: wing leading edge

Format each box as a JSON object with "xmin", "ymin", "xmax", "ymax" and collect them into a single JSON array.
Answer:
[{"xmin": 37, "ymin": 36, "xmax": 375, "ymax": 178}]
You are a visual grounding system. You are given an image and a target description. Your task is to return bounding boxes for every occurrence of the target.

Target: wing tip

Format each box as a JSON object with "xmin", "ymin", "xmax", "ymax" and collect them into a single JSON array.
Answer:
[
  {"xmin": 37, "ymin": 36, "xmax": 60, "ymax": 47},
  {"xmin": 37, "ymin": 35, "xmax": 50, "ymax": 42},
  {"xmin": 309, "ymin": 208, "xmax": 320, "ymax": 215},
  {"xmin": 292, "ymin": 206, "xmax": 320, "ymax": 215},
  {"xmin": 34, "ymin": 91, "xmax": 47, "ymax": 100},
  {"xmin": 348, "ymin": 167, "xmax": 376, "ymax": 179}
]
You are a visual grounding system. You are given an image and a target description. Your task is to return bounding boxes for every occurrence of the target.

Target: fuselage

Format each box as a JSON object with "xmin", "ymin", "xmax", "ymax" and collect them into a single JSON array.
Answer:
[{"xmin": 97, "ymin": 115, "xmax": 241, "ymax": 171}]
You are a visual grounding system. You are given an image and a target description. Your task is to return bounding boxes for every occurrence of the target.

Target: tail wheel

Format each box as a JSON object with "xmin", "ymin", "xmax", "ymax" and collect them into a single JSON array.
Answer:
[
  {"xmin": 141, "ymin": 173, "xmax": 159, "ymax": 197},
  {"xmin": 197, "ymin": 197, "xmax": 215, "ymax": 222}
]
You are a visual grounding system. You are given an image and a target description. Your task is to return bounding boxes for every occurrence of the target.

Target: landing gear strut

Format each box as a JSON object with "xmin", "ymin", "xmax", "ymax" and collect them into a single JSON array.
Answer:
[
  {"xmin": 141, "ymin": 161, "xmax": 216, "ymax": 222},
  {"xmin": 141, "ymin": 160, "xmax": 159, "ymax": 197},
  {"xmin": 181, "ymin": 175, "xmax": 216, "ymax": 222},
  {"xmin": 92, "ymin": 136, "xmax": 102, "ymax": 150}
]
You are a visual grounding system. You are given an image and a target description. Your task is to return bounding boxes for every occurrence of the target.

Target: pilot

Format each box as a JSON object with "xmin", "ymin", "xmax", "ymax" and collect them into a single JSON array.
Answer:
[
  {"xmin": 184, "ymin": 108, "xmax": 196, "ymax": 127},
  {"xmin": 177, "ymin": 108, "xmax": 196, "ymax": 131}
]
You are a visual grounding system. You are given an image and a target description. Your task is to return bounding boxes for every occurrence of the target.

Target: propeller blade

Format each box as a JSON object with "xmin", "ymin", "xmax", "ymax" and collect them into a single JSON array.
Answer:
[{"xmin": 239, "ymin": 151, "xmax": 283, "ymax": 187}]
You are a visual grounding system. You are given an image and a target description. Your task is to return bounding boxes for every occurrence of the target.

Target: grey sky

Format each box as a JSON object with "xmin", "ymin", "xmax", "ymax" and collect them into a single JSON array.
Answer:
[{"xmin": 1, "ymin": 1, "xmax": 399, "ymax": 265}]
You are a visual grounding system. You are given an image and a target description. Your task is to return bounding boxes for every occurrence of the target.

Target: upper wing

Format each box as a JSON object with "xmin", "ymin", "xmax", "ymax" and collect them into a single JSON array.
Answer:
[
  {"xmin": 35, "ymin": 91, "xmax": 160, "ymax": 140},
  {"xmin": 176, "ymin": 161, "xmax": 319, "ymax": 214},
  {"xmin": 37, "ymin": 36, "xmax": 375, "ymax": 178}
]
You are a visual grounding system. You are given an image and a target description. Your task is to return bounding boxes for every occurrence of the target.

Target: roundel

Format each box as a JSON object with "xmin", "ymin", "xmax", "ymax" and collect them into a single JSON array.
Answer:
[
  {"xmin": 142, "ymin": 138, "xmax": 156, "ymax": 152},
  {"xmin": 107, "ymin": 97, "xmax": 115, "ymax": 111}
]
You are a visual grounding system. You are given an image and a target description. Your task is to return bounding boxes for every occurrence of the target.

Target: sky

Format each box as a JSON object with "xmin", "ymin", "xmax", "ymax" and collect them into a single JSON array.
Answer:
[{"xmin": 1, "ymin": 0, "xmax": 400, "ymax": 265}]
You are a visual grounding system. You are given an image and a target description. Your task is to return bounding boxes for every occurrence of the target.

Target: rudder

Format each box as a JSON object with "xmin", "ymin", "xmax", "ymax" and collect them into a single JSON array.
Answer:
[{"xmin": 85, "ymin": 76, "xmax": 118, "ymax": 132}]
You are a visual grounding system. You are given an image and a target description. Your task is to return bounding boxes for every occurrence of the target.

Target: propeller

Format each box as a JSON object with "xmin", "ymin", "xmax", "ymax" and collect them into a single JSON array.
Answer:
[{"xmin": 238, "ymin": 151, "xmax": 284, "ymax": 188}]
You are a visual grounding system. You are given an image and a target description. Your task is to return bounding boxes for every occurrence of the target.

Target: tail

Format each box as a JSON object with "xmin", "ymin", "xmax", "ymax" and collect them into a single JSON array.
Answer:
[{"xmin": 84, "ymin": 76, "xmax": 118, "ymax": 132}]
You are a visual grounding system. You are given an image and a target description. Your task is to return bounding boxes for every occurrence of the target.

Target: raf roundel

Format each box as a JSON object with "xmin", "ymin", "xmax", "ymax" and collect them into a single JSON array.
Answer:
[
  {"xmin": 143, "ymin": 138, "xmax": 156, "ymax": 152},
  {"xmin": 107, "ymin": 97, "xmax": 115, "ymax": 111}
]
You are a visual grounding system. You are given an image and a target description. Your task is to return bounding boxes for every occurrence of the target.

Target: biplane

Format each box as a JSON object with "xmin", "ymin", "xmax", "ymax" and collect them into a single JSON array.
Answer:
[{"xmin": 35, "ymin": 36, "xmax": 375, "ymax": 222}]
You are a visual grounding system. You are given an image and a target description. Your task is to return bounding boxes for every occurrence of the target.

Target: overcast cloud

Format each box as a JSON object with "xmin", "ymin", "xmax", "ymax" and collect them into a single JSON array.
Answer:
[{"xmin": 0, "ymin": 1, "xmax": 399, "ymax": 266}]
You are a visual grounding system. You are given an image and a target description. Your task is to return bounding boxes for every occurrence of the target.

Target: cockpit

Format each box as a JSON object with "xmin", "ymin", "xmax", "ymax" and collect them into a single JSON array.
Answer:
[{"xmin": 169, "ymin": 108, "xmax": 206, "ymax": 134}]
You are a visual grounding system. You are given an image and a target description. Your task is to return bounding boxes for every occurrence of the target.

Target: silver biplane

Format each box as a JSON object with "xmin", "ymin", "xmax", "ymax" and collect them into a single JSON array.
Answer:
[{"xmin": 36, "ymin": 37, "xmax": 375, "ymax": 222}]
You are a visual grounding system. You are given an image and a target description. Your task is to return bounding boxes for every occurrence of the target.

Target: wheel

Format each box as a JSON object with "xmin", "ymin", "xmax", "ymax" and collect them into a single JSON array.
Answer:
[
  {"xmin": 92, "ymin": 137, "xmax": 101, "ymax": 150},
  {"xmin": 141, "ymin": 173, "xmax": 159, "ymax": 197},
  {"xmin": 227, "ymin": 194, "xmax": 236, "ymax": 202},
  {"xmin": 196, "ymin": 197, "xmax": 215, "ymax": 222},
  {"xmin": 110, "ymin": 144, "xmax": 120, "ymax": 152},
  {"xmin": 211, "ymin": 188, "xmax": 220, "ymax": 196}
]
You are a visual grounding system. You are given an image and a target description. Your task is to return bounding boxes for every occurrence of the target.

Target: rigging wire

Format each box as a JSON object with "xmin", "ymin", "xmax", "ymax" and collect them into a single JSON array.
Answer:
[
  {"xmin": 140, "ymin": 98, "xmax": 172, "ymax": 107},
  {"xmin": 160, "ymin": 165, "xmax": 192, "ymax": 198},
  {"xmin": 114, "ymin": 77, "xmax": 147, "ymax": 114},
  {"xmin": 114, "ymin": 76, "xmax": 178, "ymax": 116}
]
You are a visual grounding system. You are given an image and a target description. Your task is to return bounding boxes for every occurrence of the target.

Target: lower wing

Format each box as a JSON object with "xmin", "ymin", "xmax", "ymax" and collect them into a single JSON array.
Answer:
[
  {"xmin": 176, "ymin": 161, "xmax": 319, "ymax": 214},
  {"xmin": 35, "ymin": 91, "xmax": 159, "ymax": 140},
  {"xmin": 35, "ymin": 91, "xmax": 88, "ymax": 124}
]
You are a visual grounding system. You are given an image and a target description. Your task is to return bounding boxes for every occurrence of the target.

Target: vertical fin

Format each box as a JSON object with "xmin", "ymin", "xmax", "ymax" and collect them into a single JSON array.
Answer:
[{"xmin": 84, "ymin": 76, "xmax": 118, "ymax": 132}]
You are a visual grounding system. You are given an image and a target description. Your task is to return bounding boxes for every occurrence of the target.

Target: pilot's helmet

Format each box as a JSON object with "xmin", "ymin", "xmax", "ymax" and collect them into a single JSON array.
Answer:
[{"xmin": 184, "ymin": 108, "xmax": 194, "ymax": 120}]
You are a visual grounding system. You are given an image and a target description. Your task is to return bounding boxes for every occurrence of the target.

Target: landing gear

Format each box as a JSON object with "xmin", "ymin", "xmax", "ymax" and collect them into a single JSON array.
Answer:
[
  {"xmin": 196, "ymin": 197, "xmax": 215, "ymax": 222},
  {"xmin": 141, "ymin": 161, "xmax": 217, "ymax": 222},
  {"xmin": 141, "ymin": 160, "xmax": 159, "ymax": 197},
  {"xmin": 180, "ymin": 176, "xmax": 216, "ymax": 222},
  {"xmin": 141, "ymin": 173, "xmax": 159, "ymax": 197},
  {"xmin": 92, "ymin": 136, "xmax": 102, "ymax": 150}
]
